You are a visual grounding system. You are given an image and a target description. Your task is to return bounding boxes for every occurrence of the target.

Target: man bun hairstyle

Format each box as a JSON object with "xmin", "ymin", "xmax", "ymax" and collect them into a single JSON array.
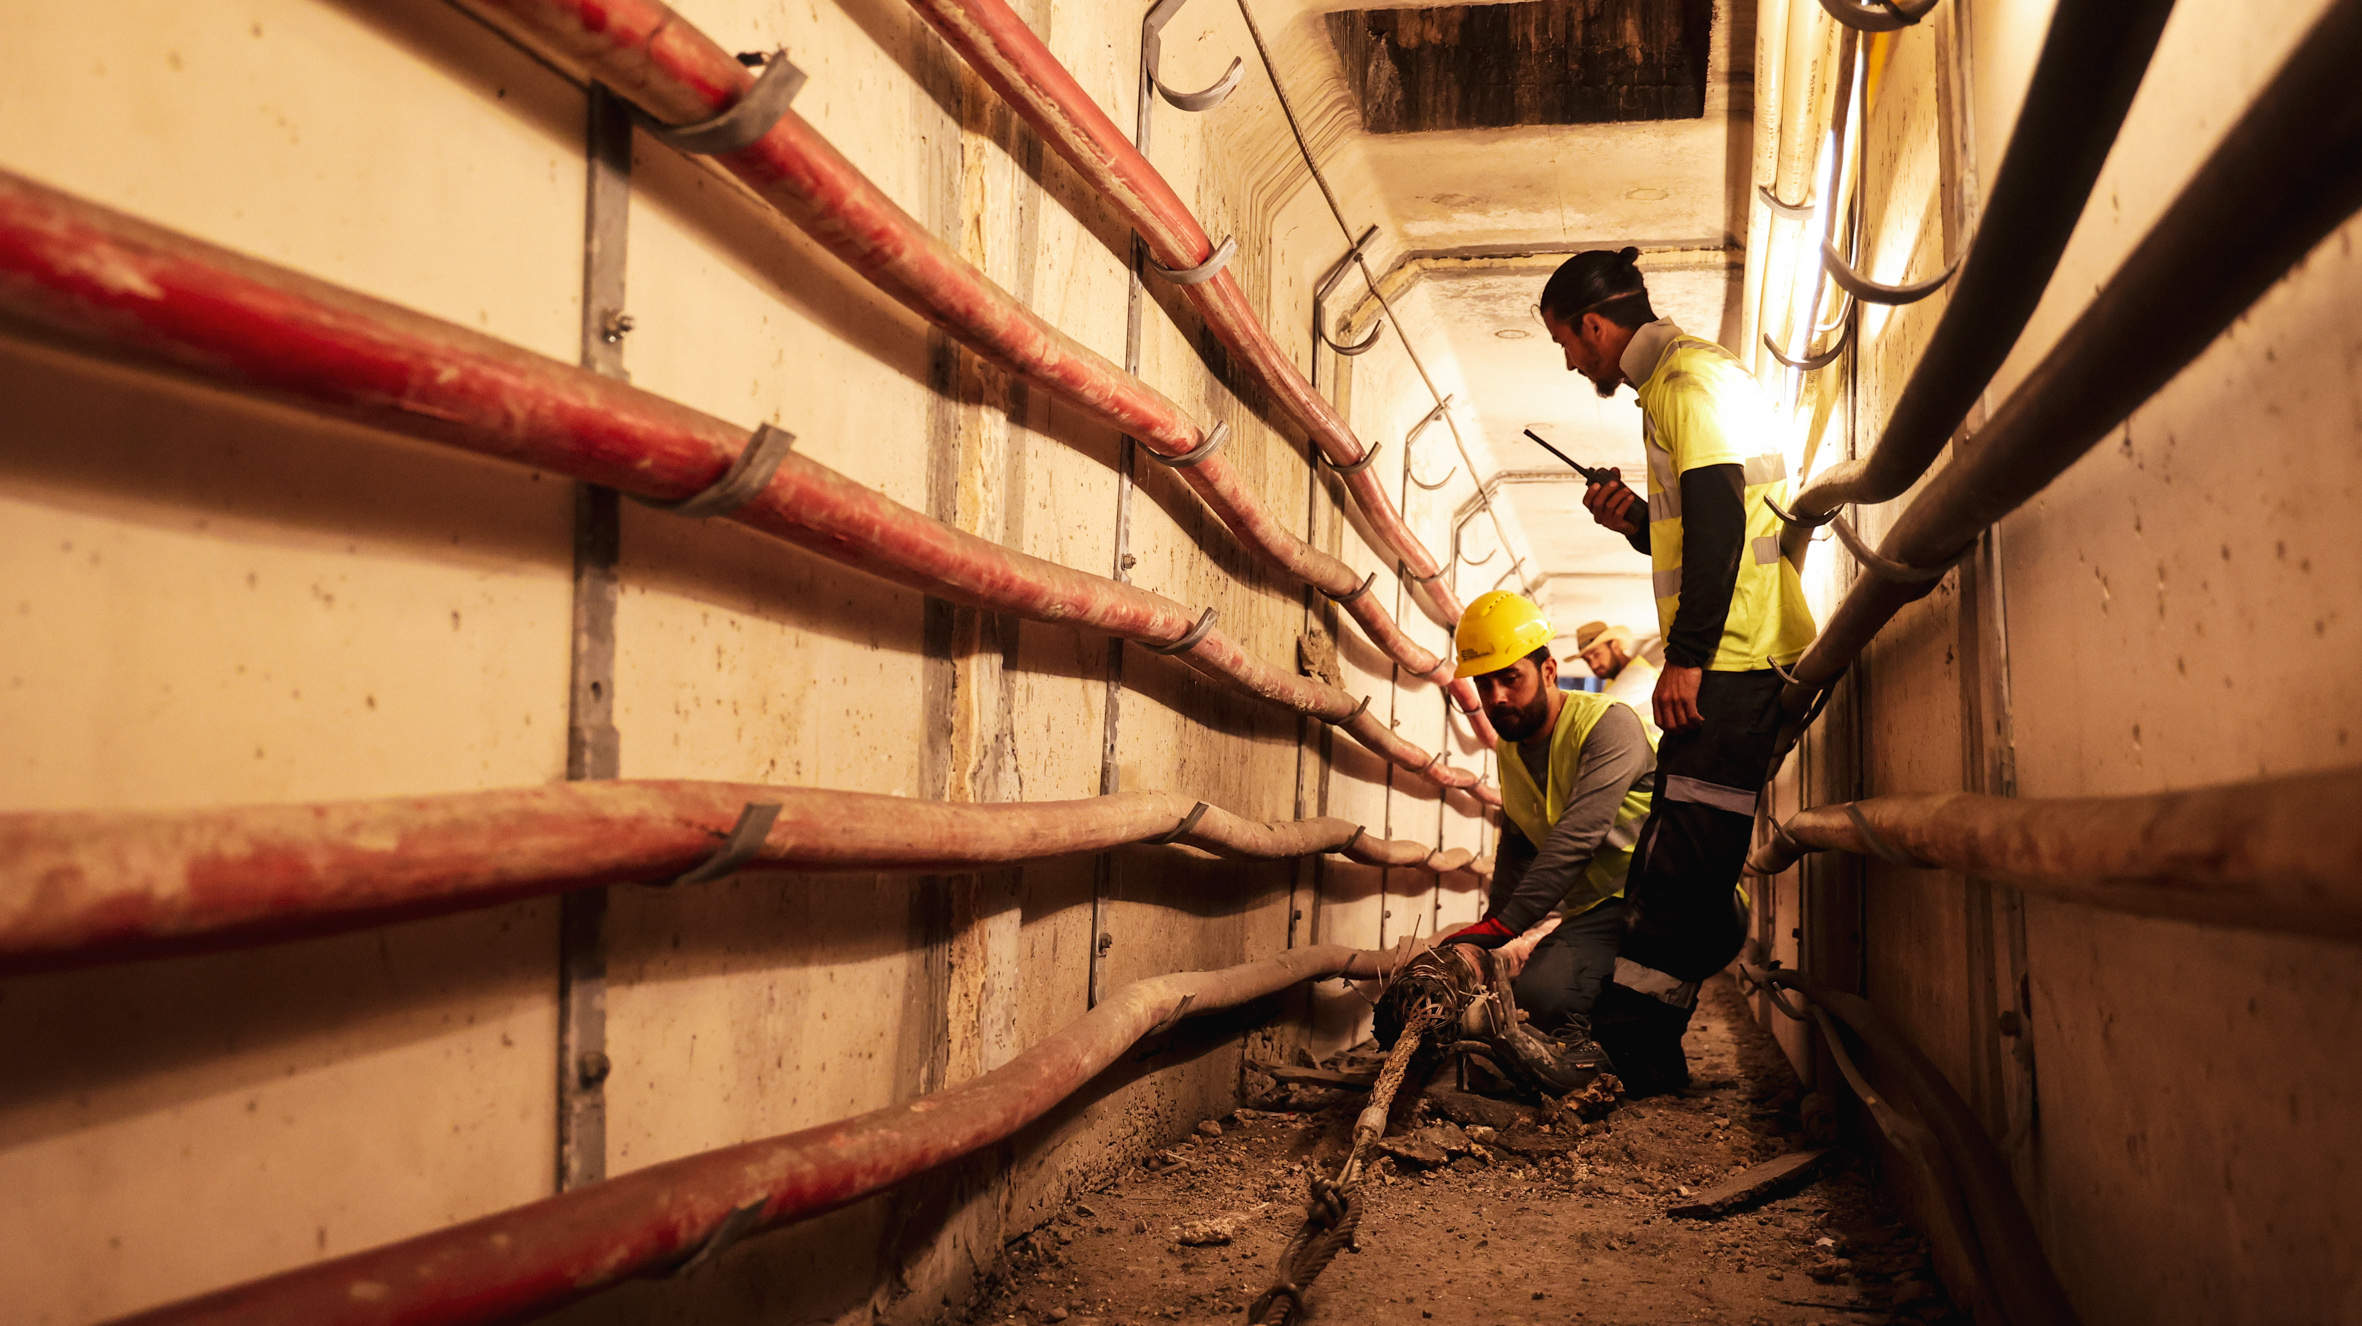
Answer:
[{"xmin": 1539, "ymin": 246, "xmax": 1656, "ymax": 331}]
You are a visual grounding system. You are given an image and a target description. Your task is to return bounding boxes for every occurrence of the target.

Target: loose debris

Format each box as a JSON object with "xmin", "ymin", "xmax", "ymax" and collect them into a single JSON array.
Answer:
[{"xmin": 964, "ymin": 974, "xmax": 1969, "ymax": 1326}]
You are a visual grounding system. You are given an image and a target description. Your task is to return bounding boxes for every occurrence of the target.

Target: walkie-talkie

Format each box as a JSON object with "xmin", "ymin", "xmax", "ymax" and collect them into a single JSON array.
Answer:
[{"xmin": 1522, "ymin": 429, "xmax": 1615, "ymax": 484}]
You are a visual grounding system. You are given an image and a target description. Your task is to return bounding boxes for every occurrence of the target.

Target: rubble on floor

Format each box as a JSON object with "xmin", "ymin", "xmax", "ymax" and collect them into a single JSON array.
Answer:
[{"xmin": 963, "ymin": 973, "xmax": 1968, "ymax": 1326}]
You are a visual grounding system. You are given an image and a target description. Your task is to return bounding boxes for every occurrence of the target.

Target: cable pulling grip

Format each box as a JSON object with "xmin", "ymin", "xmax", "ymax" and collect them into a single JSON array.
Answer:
[
  {"xmin": 1149, "ymin": 234, "xmax": 1237, "ymax": 286},
  {"xmin": 651, "ymin": 802, "xmax": 782, "ymax": 888},
  {"xmin": 630, "ymin": 423, "xmax": 795, "ymax": 519},
  {"xmin": 630, "ymin": 53, "xmax": 806, "ymax": 156},
  {"xmin": 1142, "ymin": 607, "xmax": 1218, "ymax": 655},
  {"xmin": 1147, "ymin": 421, "xmax": 1228, "ymax": 469},
  {"xmin": 1147, "ymin": 801, "xmax": 1211, "ymax": 845}
]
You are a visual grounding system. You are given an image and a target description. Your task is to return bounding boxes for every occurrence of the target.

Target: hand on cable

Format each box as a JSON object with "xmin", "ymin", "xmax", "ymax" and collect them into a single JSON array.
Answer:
[
  {"xmin": 1654, "ymin": 663, "xmax": 1704, "ymax": 734},
  {"xmin": 1581, "ymin": 468, "xmax": 1642, "ymax": 536},
  {"xmin": 1448, "ymin": 915, "xmax": 1518, "ymax": 949}
]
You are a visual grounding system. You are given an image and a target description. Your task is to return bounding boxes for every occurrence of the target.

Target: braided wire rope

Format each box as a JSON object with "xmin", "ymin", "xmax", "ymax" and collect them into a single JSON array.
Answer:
[{"xmin": 1248, "ymin": 1006, "xmax": 1442, "ymax": 1324}]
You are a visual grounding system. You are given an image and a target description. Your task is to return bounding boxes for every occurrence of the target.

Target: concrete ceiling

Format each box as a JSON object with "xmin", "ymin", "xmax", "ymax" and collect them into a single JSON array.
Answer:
[{"xmin": 1242, "ymin": 0, "xmax": 1756, "ymax": 658}]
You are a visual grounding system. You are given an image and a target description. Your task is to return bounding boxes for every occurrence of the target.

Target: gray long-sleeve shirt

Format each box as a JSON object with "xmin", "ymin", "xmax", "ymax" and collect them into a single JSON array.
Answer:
[{"xmin": 1486, "ymin": 701, "xmax": 1655, "ymax": 932}]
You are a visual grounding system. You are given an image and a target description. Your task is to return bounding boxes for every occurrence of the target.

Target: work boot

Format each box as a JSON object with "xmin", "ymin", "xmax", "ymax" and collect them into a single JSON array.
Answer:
[
  {"xmin": 1488, "ymin": 1015, "xmax": 1611, "ymax": 1097},
  {"xmin": 1592, "ymin": 982, "xmax": 1695, "ymax": 1098}
]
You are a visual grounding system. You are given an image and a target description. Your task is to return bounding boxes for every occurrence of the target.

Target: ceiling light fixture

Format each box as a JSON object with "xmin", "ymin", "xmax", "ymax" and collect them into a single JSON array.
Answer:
[{"xmin": 1495, "ymin": 328, "xmax": 1531, "ymax": 339}]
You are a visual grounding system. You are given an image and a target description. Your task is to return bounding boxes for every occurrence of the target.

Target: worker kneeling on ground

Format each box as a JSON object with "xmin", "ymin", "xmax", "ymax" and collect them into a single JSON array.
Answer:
[
  {"xmin": 1540, "ymin": 247, "xmax": 1817, "ymax": 1092},
  {"xmin": 1441, "ymin": 590, "xmax": 1655, "ymax": 1094}
]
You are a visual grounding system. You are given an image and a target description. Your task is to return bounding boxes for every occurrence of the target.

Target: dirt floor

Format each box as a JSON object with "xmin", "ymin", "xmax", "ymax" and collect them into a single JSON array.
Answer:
[{"xmin": 964, "ymin": 974, "xmax": 1964, "ymax": 1326}]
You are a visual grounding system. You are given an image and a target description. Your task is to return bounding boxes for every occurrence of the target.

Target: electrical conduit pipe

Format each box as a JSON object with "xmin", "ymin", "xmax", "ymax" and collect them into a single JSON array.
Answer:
[
  {"xmin": 895, "ymin": 0, "xmax": 1474, "ymax": 631},
  {"xmin": 1746, "ymin": 766, "xmax": 2362, "ymax": 945},
  {"xmin": 1781, "ymin": 0, "xmax": 2362, "ymax": 716},
  {"xmin": 453, "ymin": 0, "xmax": 1494, "ymax": 744},
  {"xmin": 1781, "ymin": 0, "xmax": 2178, "ymax": 532},
  {"xmin": 107, "ymin": 945, "xmax": 1369, "ymax": 1326},
  {"xmin": 0, "ymin": 170, "xmax": 1495, "ymax": 804},
  {"xmin": 0, "ymin": 783, "xmax": 1490, "ymax": 973}
]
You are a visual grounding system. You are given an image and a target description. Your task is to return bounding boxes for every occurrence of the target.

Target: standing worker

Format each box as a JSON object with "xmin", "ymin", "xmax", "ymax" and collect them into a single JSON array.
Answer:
[
  {"xmin": 1538, "ymin": 247, "xmax": 1816, "ymax": 1092},
  {"xmin": 1442, "ymin": 591, "xmax": 1655, "ymax": 1093},
  {"xmin": 1573, "ymin": 621, "xmax": 1660, "ymax": 715}
]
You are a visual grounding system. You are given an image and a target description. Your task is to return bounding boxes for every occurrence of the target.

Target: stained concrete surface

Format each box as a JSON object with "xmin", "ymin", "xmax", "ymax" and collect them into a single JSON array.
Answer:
[{"xmin": 968, "ymin": 974, "xmax": 1960, "ymax": 1326}]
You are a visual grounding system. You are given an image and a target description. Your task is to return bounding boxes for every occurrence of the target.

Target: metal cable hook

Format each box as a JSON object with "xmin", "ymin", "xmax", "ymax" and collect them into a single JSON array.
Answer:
[
  {"xmin": 1817, "ymin": 0, "xmax": 1939, "ymax": 33},
  {"xmin": 1757, "ymin": 183, "xmax": 1816, "ymax": 219},
  {"xmin": 1313, "ymin": 225, "xmax": 1384, "ymax": 357},
  {"xmin": 1143, "ymin": 0, "xmax": 1244, "ymax": 111},
  {"xmin": 1404, "ymin": 396, "xmax": 1458, "ymax": 490},
  {"xmin": 1822, "ymin": 237, "xmax": 1959, "ymax": 305},
  {"xmin": 1763, "ymin": 305, "xmax": 1856, "ymax": 370}
]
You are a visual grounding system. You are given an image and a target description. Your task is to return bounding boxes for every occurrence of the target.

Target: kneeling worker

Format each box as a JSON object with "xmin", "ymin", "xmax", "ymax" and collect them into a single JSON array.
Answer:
[{"xmin": 1444, "ymin": 591, "xmax": 1655, "ymax": 1088}]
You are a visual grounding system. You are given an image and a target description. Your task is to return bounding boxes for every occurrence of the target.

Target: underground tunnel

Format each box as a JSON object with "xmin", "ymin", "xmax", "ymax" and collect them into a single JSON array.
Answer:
[{"xmin": 1, "ymin": 0, "xmax": 2358, "ymax": 1323}]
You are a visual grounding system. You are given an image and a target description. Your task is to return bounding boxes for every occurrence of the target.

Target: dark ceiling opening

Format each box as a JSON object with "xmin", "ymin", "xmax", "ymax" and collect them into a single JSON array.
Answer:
[{"xmin": 1326, "ymin": 0, "xmax": 1716, "ymax": 135}]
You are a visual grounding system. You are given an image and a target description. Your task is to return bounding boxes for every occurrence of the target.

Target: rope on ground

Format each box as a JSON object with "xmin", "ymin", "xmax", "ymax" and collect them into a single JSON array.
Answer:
[{"xmin": 1247, "ymin": 1009, "xmax": 1438, "ymax": 1324}]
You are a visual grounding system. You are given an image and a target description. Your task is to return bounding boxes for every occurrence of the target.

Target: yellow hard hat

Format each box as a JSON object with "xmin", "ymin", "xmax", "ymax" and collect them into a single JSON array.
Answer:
[{"xmin": 1453, "ymin": 591, "xmax": 1554, "ymax": 679}]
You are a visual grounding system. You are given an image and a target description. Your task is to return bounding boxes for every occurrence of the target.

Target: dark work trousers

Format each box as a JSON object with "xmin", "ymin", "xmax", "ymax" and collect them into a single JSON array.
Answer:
[
  {"xmin": 1618, "ymin": 666, "xmax": 1782, "ymax": 984},
  {"xmin": 1509, "ymin": 899, "xmax": 1630, "ymax": 1033}
]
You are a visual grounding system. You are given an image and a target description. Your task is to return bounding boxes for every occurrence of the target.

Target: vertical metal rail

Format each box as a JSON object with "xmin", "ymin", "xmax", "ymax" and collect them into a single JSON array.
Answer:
[
  {"xmin": 557, "ymin": 84, "xmax": 631, "ymax": 1190},
  {"xmin": 1090, "ymin": 8, "xmax": 1157, "ymax": 1008}
]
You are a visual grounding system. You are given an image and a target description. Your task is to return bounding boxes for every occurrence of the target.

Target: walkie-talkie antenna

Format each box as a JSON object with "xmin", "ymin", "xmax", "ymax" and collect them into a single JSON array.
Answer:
[{"xmin": 1522, "ymin": 428, "xmax": 1611, "ymax": 484}]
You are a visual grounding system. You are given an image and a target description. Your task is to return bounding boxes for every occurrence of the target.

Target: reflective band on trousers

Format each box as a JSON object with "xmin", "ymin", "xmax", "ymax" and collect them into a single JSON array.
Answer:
[
  {"xmin": 1613, "ymin": 957, "xmax": 1701, "ymax": 1010},
  {"xmin": 1662, "ymin": 773, "xmax": 1757, "ymax": 816}
]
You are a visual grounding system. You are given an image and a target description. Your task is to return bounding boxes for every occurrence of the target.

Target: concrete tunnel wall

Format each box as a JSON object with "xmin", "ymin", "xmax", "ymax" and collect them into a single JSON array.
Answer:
[
  {"xmin": 0, "ymin": 1, "xmax": 1494, "ymax": 1320},
  {"xmin": 1743, "ymin": 1, "xmax": 2362, "ymax": 1323},
  {"xmin": 5, "ymin": 0, "xmax": 2361, "ymax": 1322}
]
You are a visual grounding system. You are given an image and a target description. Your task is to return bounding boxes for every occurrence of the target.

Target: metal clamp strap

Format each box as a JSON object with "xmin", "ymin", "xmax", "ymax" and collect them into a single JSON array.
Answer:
[
  {"xmin": 1142, "ymin": 607, "xmax": 1218, "ymax": 655},
  {"xmin": 1146, "ymin": 992, "xmax": 1199, "ymax": 1037},
  {"xmin": 630, "ymin": 424, "xmax": 795, "ymax": 519},
  {"xmin": 651, "ymin": 802, "xmax": 781, "ymax": 887},
  {"xmin": 1320, "ymin": 441, "xmax": 1382, "ymax": 476},
  {"xmin": 1829, "ymin": 513, "xmax": 1972, "ymax": 583},
  {"xmin": 1147, "ymin": 421, "xmax": 1228, "ymax": 469},
  {"xmin": 631, "ymin": 54, "xmax": 806, "ymax": 156},
  {"xmin": 1149, "ymin": 234, "xmax": 1237, "ymax": 286},
  {"xmin": 1843, "ymin": 802, "xmax": 1935, "ymax": 868},
  {"xmin": 1337, "ymin": 826, "xmax": 1367, "ymax": 856},
  {"xmin": 669, "ymin": 1199, "xmax": 768, "ymax": 1277},
  {"xmin": 1147, "ymin": 801, "xmax": 1211, "ymax": 845},
  {"xmin": 1324, "ymin": 695, "xmax": 1372, "ymax": 727},
  {"xmin": 1763, "ymin": 493, "xmax": 1839, "ymax": 529},
  {"xmin": 1324, "ymin": 571, "xmax": 1377, "ymax": 605},
  {"xmin": 1403, "ymin": 563, "xmax": 1445, "ymax": 584}
]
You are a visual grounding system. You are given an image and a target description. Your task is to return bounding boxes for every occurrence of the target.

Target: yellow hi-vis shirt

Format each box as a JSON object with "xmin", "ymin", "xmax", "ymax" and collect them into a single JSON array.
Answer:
[
  {"xmin": 1624, "ymin": 320, "xmax": 1817, "ymax": 671},
  {"xmin": 1497, "ymin": 691, "xmax": 1656, "ymax": 918}
]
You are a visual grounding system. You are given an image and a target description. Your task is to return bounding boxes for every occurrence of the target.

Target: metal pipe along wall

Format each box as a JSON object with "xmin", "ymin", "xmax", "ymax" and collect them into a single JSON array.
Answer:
[
  {"xmin": 0, "ymin": 169, "xmax": 1495, "ymax": 804},
  {"xmin": 108, "ymin": 946, "xmax": 1367, "ymax": 1326},
  {"xmin": 0, "ymin": 782, "xmax": 1492, "ymax": 973},
  {"xmin": 455, "ymin": 0, "xmax": 1497, "ymax": 743}
]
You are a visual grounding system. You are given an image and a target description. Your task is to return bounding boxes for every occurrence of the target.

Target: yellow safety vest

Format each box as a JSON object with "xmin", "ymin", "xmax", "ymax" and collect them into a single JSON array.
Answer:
[
  {"xmin": 1497, "ymin": 691, "xmax": 1656, "ymax": 918},
  {"xmin": 1633, "ymin": 333, "xmax": 1817, "ymax": 671}
]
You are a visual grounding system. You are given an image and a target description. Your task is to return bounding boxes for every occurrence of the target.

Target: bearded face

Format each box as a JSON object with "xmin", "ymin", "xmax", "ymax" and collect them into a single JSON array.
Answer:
[{"xmin": 1475, "ymin": 658, "xmax": 1554, "ymax": 743}]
